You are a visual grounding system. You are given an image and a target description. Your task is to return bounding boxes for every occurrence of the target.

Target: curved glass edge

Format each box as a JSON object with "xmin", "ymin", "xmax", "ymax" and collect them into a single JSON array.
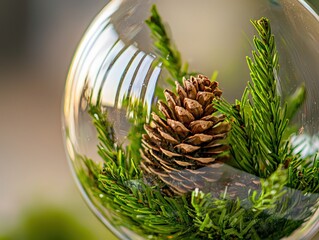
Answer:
[
  {"xmin": 299, "ymin": 0, "xmax": 319, "ymax": 20},
  {"xmin": 63, "ymin": 1, "xmax": 131, "ymax": 239}
]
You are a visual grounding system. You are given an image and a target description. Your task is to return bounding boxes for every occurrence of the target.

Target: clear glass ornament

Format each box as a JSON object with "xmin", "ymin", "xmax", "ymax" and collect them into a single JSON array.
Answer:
[{"xmin": 63, "ymin": 0, "xmax": 319, "ymax": 239}]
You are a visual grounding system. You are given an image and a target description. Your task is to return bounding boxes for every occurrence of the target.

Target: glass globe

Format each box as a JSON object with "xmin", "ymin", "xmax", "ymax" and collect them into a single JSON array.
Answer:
[{"xmin": 63, "ymin": 0, "xmax": 319, "ymax": 239}]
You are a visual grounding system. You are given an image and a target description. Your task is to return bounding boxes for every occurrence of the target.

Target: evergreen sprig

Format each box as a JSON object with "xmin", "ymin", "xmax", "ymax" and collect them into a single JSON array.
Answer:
[
  {"xmin": 122, "ymin": 96, "xmax": 148, "ymax": 172},
  {"xmin": 188, "ymin": 175, "xmax": 301, "ymax": 240},
  {"xmin": 75, "ymin": 6, "xmax": 319, "ymax": 240},
  {"xmin": 250, "ymin": 165, "xmax": 287, "ymax": 211},
  {"xmin": 189, "ymin": 189, "xmax": 259, "ymax": 239},
  {"xmin": 87, "ymin": 103, "xmax": 193, "ymax": 238},
  {"xmin": 89, "ymin": 104, "xmax": 139, "ymax": 180},
  {"xmin": 83, "ymin": 101, "xmax": 311, "ymax": 239},
  {"xmin": 215, "ymin": 18, "xmax": 290, "ymax": 178},
  {"xmin": 288, "ymin": 153, "xmax": 319, "ymax": 193},
  {"xmin": 86, "ymin": 100, "xmax": 296, "ymax": 240},
  {"xmin": 145, "ymin": 5, "xmax": 190, "ymax": 86},
  {"xmin": 80, "ymin": 156, "xmax": 192, "ymax": 239}
]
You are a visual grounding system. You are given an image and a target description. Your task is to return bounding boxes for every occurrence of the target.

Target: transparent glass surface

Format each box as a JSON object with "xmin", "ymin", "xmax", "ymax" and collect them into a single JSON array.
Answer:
[{"xmin": 63, "ymin": 0, "xmax": 319, "ymax": 239}]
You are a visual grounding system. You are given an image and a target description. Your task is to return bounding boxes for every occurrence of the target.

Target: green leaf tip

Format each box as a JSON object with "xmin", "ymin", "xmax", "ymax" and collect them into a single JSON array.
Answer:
[
  {"xmin": 250, "ymin": 17, "xmax": 272, "ymax": 40},
  {"xmin": 286, "ymin": 84, "xmax": 306, "ymax": 120}
]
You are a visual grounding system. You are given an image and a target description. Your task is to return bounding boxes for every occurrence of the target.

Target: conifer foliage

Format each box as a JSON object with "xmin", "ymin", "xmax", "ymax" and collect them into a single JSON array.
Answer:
[{"xmin": 76, "ymin": 5, "xmax": 319, "ymax": 240}]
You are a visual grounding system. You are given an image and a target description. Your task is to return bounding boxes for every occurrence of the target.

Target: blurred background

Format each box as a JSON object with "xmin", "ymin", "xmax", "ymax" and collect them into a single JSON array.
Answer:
[
  {"xmin": 0, "ymin": 0, "xmax": 319, "ymax": 240},
  {"xmin": 0, "ymin": 0, "xmax": 117, "ymax": 239}
]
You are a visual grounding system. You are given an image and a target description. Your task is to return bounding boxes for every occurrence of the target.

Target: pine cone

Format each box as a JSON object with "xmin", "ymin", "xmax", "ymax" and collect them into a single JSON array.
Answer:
[{"xmin": 141, "ymin": 75, "xmax": 231, "ymax": 196}]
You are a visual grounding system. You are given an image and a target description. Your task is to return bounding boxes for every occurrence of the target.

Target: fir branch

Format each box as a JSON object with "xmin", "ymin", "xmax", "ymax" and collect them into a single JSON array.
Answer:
[
  {"xmin": 189, "ymin": 179, "xmax": 311, "ymax": 240},
  {"xmin": 88, "ymin": 104, "xmax": 118, "ymax": 165},
  {"xmin": 85, "ymin": 98, "xmax": 313, "ymax": 239},
  {"xmin": 246, "ymin": 18, "xmax": 289, "ymax": 174},
  {"xmin": 122, "ymin": 96, "xmax": 148, "ymax": 172},
  {"xmin": 215, "ymin": 18, "xmax": 290, "ymax": 177},
  {"xmin": 89, "ymin": 103, "xmax": 140, "ymax": 180},
  {"xmin": 87, "ymin": 103, "xmax": 196, "ymax": 239},
  {"xmin": 288, "ymin": 153, "xmax": 319, "ymax": 193},
  {"xmin": 146, "ymin": 5, "xmax": 189, "ymax": 85},
  {"xmin": 145, "ymin": 4, "xmax": 201, "ymax": 106},
  {"xmin": 250, "ymin": 165, "xmax": 287, "ymax": 211},
  {"xmin": 83, "ymin": 159, "xmax": 194, "ymax": 239},
  {"xmin": 98, "ymin": 173, "xmax": 193, "ymax": 239},
  {"xmin": 189, "ymin": 189, "xmax": 258, "ymax": 239}
]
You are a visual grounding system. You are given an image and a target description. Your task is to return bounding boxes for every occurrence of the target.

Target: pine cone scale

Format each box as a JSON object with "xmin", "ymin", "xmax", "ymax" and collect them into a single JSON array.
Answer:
[
  {"xmin": 176, "ymin": 82, "xmax": 187, "ymax": 102},
  {"xmin": 175, "ymin": 106, "xmax": 195, "ymax": 124},
  {"xmin": 142, "ymin": 137, "xmax": 160, "ymax": 151},
  {"xmin": 174, "ymin": 160, "xmax": 194, "ymax": 167},
  {"xmin": 164, "ymin": 89, "xmax": 180, "ymax": 109},
  {"xmin": 158, "ymin": 129, "xmax": 179, "ymax": 145},
  {"xmin": 183, "ymin": 79, "xmax": 197, "ymax": 99},
  {"xmin": 185, "ymin": 134, "xmax": 214, "ymax": 145},
  {"xmin": 160, "ymin": 147, "xmax": 182, "ymax": 158},
  {"xmin": 144, "ymin": 125, "xmax": 161, "ymax": 143},
  {"xmin": 197, "ymin": 91, "xmax": 214, "ymax": 106},
  {"xmin": 151, "ymin": 112, "xmax": 171, "ymax": 131},
  {"xmin": 184, "ymin": 98, "xmax": 203, "ymax": 118},
  {"xmin": 204, "ymin": 103, "xmax": 216, "ymax": 115},
  {"xmin": 175, "ymin": 143, "xmax": 200, "ymax": 153},
  {"xmin": 186, "ymin": 155, "xmax": 216, "ymax": 164},
  {"xmin": 189, "ymin": 120, "xmax": 214, "ymax": 133},
  {"xmin": 158, "ymin": 101, "xmax": 175, "ymax": 120},
  {"xmin": 166, "ymin": 119, "xmax": 190, "ymax": 137}
]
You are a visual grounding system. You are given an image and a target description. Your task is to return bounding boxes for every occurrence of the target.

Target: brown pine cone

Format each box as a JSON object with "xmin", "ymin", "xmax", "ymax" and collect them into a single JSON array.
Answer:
[{"xmin": 140, "ymin": 75, "xmax": 231, "ymax": 196}]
